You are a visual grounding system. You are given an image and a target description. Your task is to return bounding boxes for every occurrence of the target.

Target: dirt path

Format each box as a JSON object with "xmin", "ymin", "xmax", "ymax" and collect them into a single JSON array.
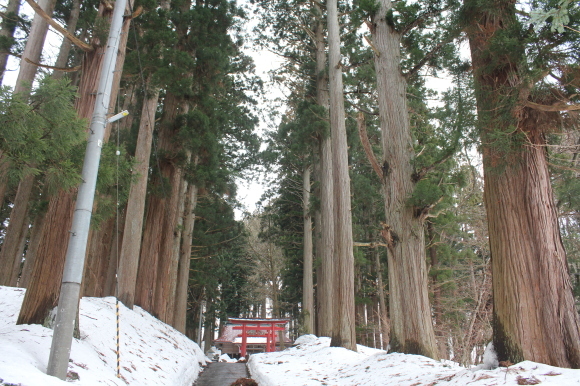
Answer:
[{"xmin": 193, "ymin": 362, "xmax": 250, "ymax": 386}]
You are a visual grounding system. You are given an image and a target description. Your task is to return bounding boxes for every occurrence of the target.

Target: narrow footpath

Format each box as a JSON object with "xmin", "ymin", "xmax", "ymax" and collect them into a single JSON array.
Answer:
[{"xmin": 193, "ymin": 362, "xmax": 251, "ymax": 386}]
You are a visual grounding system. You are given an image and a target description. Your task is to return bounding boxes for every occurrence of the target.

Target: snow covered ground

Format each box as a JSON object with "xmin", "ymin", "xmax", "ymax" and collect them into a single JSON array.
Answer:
[
  {"xmin": 2, "ymin": 285, "xmax": 580, "ymax": 386},
  {"xmin": 0, "ymin": 286, "xmax": 207, "ymax": 385},
  {"xmin": 248, "ymin": 335, "xmax": 580, "ymax": 385}
]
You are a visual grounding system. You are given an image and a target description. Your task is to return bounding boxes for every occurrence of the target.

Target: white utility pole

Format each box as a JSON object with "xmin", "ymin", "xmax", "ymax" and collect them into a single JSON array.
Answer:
[{"xmin": 47, "ymin": 0, "xmax": 128, "ymax": 379}]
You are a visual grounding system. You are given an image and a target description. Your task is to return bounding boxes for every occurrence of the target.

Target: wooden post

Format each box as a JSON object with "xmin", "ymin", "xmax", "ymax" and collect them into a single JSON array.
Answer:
[{"xmin": 241, "ymin": 322, "xmax": 247, "ymax": 357}]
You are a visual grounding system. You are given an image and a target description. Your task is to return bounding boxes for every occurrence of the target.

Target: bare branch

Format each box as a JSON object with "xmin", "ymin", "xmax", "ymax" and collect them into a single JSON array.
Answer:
[
  {"xmin": 525, "ymin": 100, "xmax": 580, "ymax": 112},
  {"xmin": 357, "ymin": 112, "xmax": 384, "ymax": 182},
  {"xmin": 347, "ymin": 100, "xmax": 377, "ymax": 116},
  {"xmin": 401, "ymin": 6, "xmax": 451, "ymax": 36},
  {"xmin": 24, "ymin": 57, "xmax": 81, "ymax": 72},
  {"xmin": 414, "ymin": 152, "xmax": 454, "ymax": 182},
  {"xmin": 128, "ymin": 6, "xmax": 143, "ymax": 19},
  {"xmin": 364, "ymin": 35, "xmax": 380, "ymax": 57},
  {"xmin": 404, "ymin": 38, "xmax": 450, "ymax": 80},
  {"xmin": 24, "ymin": 0, "xmax": 93, "ymax": 52},
  {"xmin": 353, "ymin": 241, "xmax": 389, "ymax": 248}
]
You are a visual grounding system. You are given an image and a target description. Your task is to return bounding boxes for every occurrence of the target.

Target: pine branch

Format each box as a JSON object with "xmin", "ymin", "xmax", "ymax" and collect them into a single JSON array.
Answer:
[
  {"xmin": 24, "ymin": 0, "xmax": 93, "ymax": 52},
  {"xmin": 412, "ymin": 150, "xmax": 455, "ymax": 182},
  {"xmin": 0, "ymin": 10, "xmax": 17, "ymax": 21},
  {"xmin": 357, "ymin": 112, "xmax": 384, "ymax": 182},
  {"xmin": 346, "ymin": 98, "xmax": 377, "ymax": 115},
  {"xmin": 403, "ymin": 36, "xmax": 453, "ymax": 79},
  {"xmin": 401, "ymin": 5, "xmax": 454, "ymax": 35}
]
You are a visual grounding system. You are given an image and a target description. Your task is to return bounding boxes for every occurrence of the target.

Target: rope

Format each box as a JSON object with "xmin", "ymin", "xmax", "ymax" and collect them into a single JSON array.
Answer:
[
  {"xmin": 116, "ymin": 299, "xmax": 121, "ymax": 378},
  {"xmin": 114, "ymin": 83, "xmax": 122, "ymax": 380}
]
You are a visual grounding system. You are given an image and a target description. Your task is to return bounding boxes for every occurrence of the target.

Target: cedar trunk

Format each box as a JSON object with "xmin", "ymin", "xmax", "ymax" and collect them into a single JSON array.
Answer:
[
  {"xmin": 302, "ymin": 165, "xmax": 314, "ymax": 334},
  {"xmin": 117, "ymin": 84, "xmax": 160, "ymax": 308},
  {"xmin": 0, "ymin": 173, "xmax": 34, "ymax": 285},
  {"xmin": 14, "ymin": 0, "xmax": 56, "ymax": 95},
  {"xmin": 18, "ymin": 201, "xmax": 47, "ymax": 288},
  {"xmin": 314, "ymin": 0, "xmax": 334, "ymax": 338},
  {"xmin": 17, "ymin": 5, "xmax": 120, "ymax": 325},
  {"xmin": 327, "ymin": 0, "xmax": 356, "ymax": 351},
  {"xmin": 51, "ymin": 0, "xmax": 81, "ymax": 80},
  {"xmin": 17, "ymin": 191, "xmax": 76, "ymax": 324},
  {"xmin": 1, "ymin": 0, "xmax": 58, "ymax": 285},
  {"xmin": 81, "ymin": 218, "xmax": 115, "ymax": 297},
  {"xmin": 174, "ymin": 182, "xmax": 199, "ymax": 333},
  {"xmin": 135, "ymin": 93, "xmax": 186, "ymax": 321},
  {"xmin": 163, "ymin": 168, "xmax": 189, "ymax": 326},
  {"xmin": 17, "ymin": 52, "xmax": 104, "ymax": 324},
  {"xmin": 373, "ymin": 247, "xmax": 389, "ymax": 350},
  {"xmin": 0, "ymin": 0, "xmax": 20, "ymax": 83},
  {"xmin": 467, "ymin": 0, "xmax": 580, "ymax": 368},
  {"xmin": 371, "ymin": 0, "xmax": 438, "ymax": 359}
]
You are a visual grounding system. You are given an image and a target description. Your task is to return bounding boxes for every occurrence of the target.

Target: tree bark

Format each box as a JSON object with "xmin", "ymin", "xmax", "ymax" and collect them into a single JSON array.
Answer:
[
  {"xmin": 302, "ymin": 165, "xmax": 314, "ymax": 334},
  {"xmin": 466, "ymin": 0, "xmax": 580, "ymax": 368},
  {"xmin": 104, "ymin": 208, "xmax": 125, "ymax": 297},
  {"xmin": 314, "ymin": 0, "xmax": 334, "ymax": 338},
  {"xmin": 0, "ymin": 173, "xmax": 34, "ymax": 285},
  {"xmin": 174, "ymin": 182, "xmax": 199, "ymax": 333},
  {"xmin": 0, "ymin": 158, "xmax": 10, "ymax": 219},
  {"xmin": 117, "ymin": 82, "xmax": 160, "ymax": 308},
  {"xmin": 17, "ymin": 191, "xmax": 76, "ymax": 324},
  {"xmin": 373, "ymin": 247, "xmax": 389, "ymax": 350},
  {"xmin": 9, "ymin": 213, "xmax": 30, "ymax": 286},
  {"xmin": 427, "ymin": 221, "xmax": 446, "ymax": 359},
  {"xmin": 151, "ymin": 98, "xmax": 188, "ymax": 324},
  {"xmin": 14, "ymin": 0, "xmax": 57, "ymax": 95},
  {"xmin": 327, "ymin": 0, "xmax": 356, "ymax": 351},
  {"xmin": 371, "ymin": 0, "xmax": 438, "ymax": 359},
  {"xmin": 81, "ymin": 218, "xmax": 115, "ymax": 297},
  {"xmin": 0, "ymin": 0, "xmax": 21, "ymax": 84},
  {"xmin": 163, "ymin": 167, "xmax": 189, "ymax": 326},
  {"xmin": 18, "ymin": 202, "xmax": 47, "ymax": 288},
  {"xmin": 51, "ymin": 0, "xmax": 81, "ymax": 80},
  {"xmin": 135, "ymin": 93, "xmax": 187, "ymax": 319},
  {"xmin": 0, "ymin": 0, "xmax": 59, "ymax": 286}
]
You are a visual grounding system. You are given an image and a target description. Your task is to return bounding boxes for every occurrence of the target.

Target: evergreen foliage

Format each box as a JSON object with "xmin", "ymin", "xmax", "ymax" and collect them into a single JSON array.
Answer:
[
  {"xmin": 189, "ymin": 191, "xmax": 253, "ymax": 329},
  {"xmin": 0, "ymin": 77, "xmax": 86, "ymax": 189}
]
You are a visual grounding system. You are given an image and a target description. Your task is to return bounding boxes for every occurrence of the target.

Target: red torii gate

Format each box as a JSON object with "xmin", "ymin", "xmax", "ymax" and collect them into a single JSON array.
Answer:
[{"xmin": 229, "ymin": 318, "xmax": 289, "ymax": 357}]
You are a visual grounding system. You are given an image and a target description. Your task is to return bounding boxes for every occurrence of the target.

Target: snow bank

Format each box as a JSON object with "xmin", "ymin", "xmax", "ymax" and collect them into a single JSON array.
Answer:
[
  {"xmin": 248, "ymin": 335, "xmax": 580, "ymax": 386},
  {"xmin": 0, "ymin": 286, "xmax": 207, "ymax": 385}
]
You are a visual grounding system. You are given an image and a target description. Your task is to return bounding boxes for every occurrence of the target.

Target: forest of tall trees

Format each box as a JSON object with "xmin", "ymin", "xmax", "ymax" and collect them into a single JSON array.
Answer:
[{"xmin": 1, "ymin": 0, "xmax": 580, "ymax": 370}]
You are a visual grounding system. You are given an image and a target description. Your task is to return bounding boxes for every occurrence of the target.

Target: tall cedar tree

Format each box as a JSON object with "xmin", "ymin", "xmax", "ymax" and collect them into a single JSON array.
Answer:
[
  {"xmin": 251, "ymin": 0, "xmax": 335, "ymax": 337},
  {"xmin": 327, "ymin": 0, "xmax": 357, "ymax": 351},
  {"xmin": 17, "ymin": 3, "xmax": 129, "ymax": 325},
  {"xmin": 365, "ymin": 0, "xmax": 465, "ymax": 359},
  {"xmin": 464, "ymin": 0, "xmax": 580, "ymax": 367}
]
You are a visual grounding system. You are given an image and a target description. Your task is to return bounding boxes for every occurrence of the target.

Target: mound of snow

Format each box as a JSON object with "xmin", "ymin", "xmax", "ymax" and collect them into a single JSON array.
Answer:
[
  {"xmin": 293, "ymin": 334, "xmax": 319, "ymax": 346},
  {"xmin": 248, "ymin": 335, "xmax": 580, "ymax": 386},
  {"xmin": 219, "ymin": 354, "xmax": 237, "ymax": 363},
  {"xmin": 0, "ymin": 286, "xmax": 207, "ymax": 385}
]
